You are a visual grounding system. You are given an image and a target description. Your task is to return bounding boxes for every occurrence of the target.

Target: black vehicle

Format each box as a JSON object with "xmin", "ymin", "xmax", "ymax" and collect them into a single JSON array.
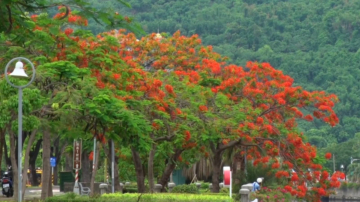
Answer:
[{"xmin": 1, "ymin": 171, "xmax": 13, "ymax": 197}]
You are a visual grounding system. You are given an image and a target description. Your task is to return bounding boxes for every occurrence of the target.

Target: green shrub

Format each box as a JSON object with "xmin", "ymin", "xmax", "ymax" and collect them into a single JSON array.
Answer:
[
  {"xmin": 46, "ymin": 193, "xmax": 235, "ymax": 202},
  {"xmin": 340, "ymin": 182, "xmax": 360, "ymax": 190},
  {"xmin": 171, "ymin": 184, "xmax": 199, "ymax": 194},
  {"xmin": 220, "ymin": 188, "xmax": 229, "ymax": 193},
  {"xmin": 124, "ymin": 187, "xmax": 138, "ymax": 193},
  {"xmin": 236, "ymin": 162, "xmax": 279, "ymax": 187},
  {"xmin": 63, "ymin": 192, "xmax": 77, "ymax": 199},
  {"xmin": 200, "ymin": 182, "xmax": 210, "ymax": 189}
]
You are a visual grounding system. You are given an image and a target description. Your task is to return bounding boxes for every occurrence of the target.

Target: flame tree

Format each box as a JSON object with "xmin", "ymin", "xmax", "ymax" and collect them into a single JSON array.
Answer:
[
  {"xmin": 0, "ymin": 8, "xmax": 344, "ymax": 200},
  {"xmin": 110, "ymin": 30, "xmax": 342, "ymax": 200}
]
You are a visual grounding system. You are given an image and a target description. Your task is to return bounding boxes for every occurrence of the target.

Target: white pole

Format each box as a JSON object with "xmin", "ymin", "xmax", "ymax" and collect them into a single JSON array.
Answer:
[
  {"xmin": 93, "ymin": 138, "xmax": 96, "ymax": 171},
  {"xmin": 73, "ymin": 168, "xmax": 79, "ymax": 194},
  {"xmin": 229, "ymin": 171, "xmax": 232, "ymax": 199},
  {"xmin": 111, "ymin": 140, "xmax": 115, "ymax": 193},
  {"xmin": 18, "ymin": 88, "xmax": 23, "ymax": 202}
]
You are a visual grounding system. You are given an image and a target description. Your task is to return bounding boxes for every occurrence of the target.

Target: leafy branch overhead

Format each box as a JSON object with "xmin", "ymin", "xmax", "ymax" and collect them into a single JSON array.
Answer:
[{"xmin": 0, "ymin": 0, "xmax": 143, "ymax": 35}]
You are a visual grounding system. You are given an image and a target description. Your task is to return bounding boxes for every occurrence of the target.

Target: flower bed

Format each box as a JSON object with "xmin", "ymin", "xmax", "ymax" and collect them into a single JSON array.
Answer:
[{"xmin": 250, "ymin": 186, "xmax": 294, "ymax": 202}]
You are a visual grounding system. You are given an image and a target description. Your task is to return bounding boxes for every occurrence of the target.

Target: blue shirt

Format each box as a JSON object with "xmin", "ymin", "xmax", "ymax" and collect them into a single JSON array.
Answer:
[{"xmin": 252, "ymin": 182, "xmax": 260, "ymax": 192}]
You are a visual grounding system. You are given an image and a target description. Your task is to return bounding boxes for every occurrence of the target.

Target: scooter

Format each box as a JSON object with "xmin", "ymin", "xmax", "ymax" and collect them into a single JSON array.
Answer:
[{"xmin": 1, "ymin": 171, "xmax": 13, "ymax": 197}]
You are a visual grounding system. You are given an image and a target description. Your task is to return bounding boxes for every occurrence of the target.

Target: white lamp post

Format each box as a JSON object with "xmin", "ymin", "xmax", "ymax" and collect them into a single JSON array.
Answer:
[
  {"xmin": 351, "ymin": 157, "xmax": 360, "ymax": 164},
  {"xmin": 111, "ymin": 140, "xmax": 115, "ymax": 193},
  {"xmin": 4, "ymin": 57, "xmax": 36, "ymax": 202}
]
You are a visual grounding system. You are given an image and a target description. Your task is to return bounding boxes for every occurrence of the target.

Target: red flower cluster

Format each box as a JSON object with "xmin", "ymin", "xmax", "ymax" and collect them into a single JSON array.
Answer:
[
  {"xmin": 184, "ymin": 131, "xmax": 191, "ymax": 141},
  {"xmin": 325, "ymin": 153, "xmax": 332, "ymax": 160},
  {"xmin": 89, "ymin": 151, "xmax": 94, "ymax": 161},
  {"xmin": 199, "ymin": 105, "xmax": 208, "ymax": 112}
]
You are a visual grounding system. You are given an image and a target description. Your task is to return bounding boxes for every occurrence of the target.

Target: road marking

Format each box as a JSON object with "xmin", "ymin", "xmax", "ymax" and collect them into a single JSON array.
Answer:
[{"xmin": 29, "ymin": 190, "xmax": 60, "ymax": 193}]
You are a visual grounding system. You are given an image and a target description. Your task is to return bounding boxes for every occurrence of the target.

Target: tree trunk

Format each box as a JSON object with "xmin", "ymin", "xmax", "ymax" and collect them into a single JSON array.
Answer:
[
  {"xmin": 211, "ymin": 151, "xmax": 222, "ymax": 193},
  {"xmin": 157, "ymin": 149, "xmax": 183, "ymax": 191},
  {"xmin": 29, "ymin": 163, "xmax": 37, "ymax": 186},
  {"xmin": 103, "ymin": 141, "xmax": 121, "ymax": 191},
  {"xmin": 9, "ymin": 125, "xmax": 38, "ymax": 201},
  {"xmin": 29, "ymin": 139, "xmax": 42, "ymax": 186},
  {"xmin": 22, "ymin": 130, "xmax": 38, "ymax": 198},
  {"xmin": 80, "ymin": 151, "xmax": 91, "ymax": 183},
  {"xmin": 14, "ymin": 132, "xmax": 28, "ymax": 165},
  {"xmin": 9, "ymin": 128, "xmax": 19, "ymax": 201},
  {"xmin": 131, "ymin": 147, "xmax": 145, "ymax": 193},
  {"xmin": 48, "ymin": 169, "xmax": 53, "ymax": 197},
  {"xmin": 65, "ymin": 153, "xmax": 73, "ymax": 171},
  {"xmin": 41, "ymin": 130, "xmax": 52, "ymax": 199},
  {"xmin": 0, "ymin": 128, "xmax": 6, "ymax": 173},
  {"xmin": 53, "ymin": 138, "xmax": 66, "ymax": 185},
  {"xmin": 4, "ymin": 137, "xmax": 11, "ymax": 167},
  {"xmin": 90, "ymin": 142, "xmax": 100, "ymax": 196},
  {"xmin": 53, "ymin": 166, "xmax": 58, "ymax": 185},
  {"xmin": 148, "ymin": 143, "xmax": 156, "ymax": 193}
]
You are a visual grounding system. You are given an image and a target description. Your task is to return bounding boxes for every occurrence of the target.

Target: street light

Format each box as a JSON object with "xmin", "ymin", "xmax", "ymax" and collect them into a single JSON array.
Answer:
[
  {"xmin": 4, "ymin": 57, "xmax": 36, "ymax": 202},
  {"xmin": 341, "ymin": 164, "xmax": 344, "ymax": 172},
  {"xmin": 111, "ymin": 140, "xmax": 115, "ymax": 193},
  {"xmin": 351, "ymin": 156, "xmax": 360, "ymax": 164}
]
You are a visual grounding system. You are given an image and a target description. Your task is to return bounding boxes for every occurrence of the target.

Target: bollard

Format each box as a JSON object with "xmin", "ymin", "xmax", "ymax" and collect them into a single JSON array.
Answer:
[
  {"xmin": 241, "ymin": 183, "xmax": 254, "ymax": 192},
  {"xmin": 154, "ymin": 184, "xmax": 162, "ymax": 193},
  {"xmin": 168, "ymin": 182, "xmax": 176, "ymax": 192},
  {"xmin": 209, "ymin": 183, "xmax": 213, "ymax": 191},
  {"xmin": 196, "ymin": 183, "xmax": 201, "ymax": 190},
  {"xmin": 239, "ymin": 188, "xmax": 250, "ymax": 202},
  {"xmin": 220, "ymin": 182, "xmax": 224, "ymax": 188},
  {"xmin": 99, "ymin": 183, "xmax": 108, "ymax": 195},
  {"xmin": 119, "ymin": 183, "xmax": 124, "ymax": 193}
]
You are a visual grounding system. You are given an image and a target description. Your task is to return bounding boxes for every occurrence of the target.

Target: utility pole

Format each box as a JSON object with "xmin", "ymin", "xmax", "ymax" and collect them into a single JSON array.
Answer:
[{"xmin": 333, "ymin": 154, "xmax": 336, "ymax": 174}]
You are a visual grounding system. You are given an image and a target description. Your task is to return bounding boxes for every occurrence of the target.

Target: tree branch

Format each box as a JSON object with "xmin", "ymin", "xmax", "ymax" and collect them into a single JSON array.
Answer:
[
  {"xmin": 5, "ymin": 5, "xmax": 12, "ymax": 34},
  {"xmin": 218, "ymin": 139, "xmax": 242, "ymax": 152},
  {"xmin": 154, "ymin": 135, "xmax": 175, "ymax": 142}
]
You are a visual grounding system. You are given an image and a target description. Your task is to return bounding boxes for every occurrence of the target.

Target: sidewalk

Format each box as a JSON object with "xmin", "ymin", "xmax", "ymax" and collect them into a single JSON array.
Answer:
[{"xmin": 0, "ymin": 186, "xmax": 65, "ymax": 201}]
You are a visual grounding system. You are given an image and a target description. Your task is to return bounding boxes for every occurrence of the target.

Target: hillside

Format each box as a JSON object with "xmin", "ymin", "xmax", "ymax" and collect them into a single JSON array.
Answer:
[{"xmin": 87, "ymin": 0, "xmax": 360, "ymax": 147}]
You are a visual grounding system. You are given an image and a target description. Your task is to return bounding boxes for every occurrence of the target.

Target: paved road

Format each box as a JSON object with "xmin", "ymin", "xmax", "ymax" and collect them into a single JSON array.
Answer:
[{"xmin": 0, "ymin": 186, "xmax": 64, "ymax": 201}]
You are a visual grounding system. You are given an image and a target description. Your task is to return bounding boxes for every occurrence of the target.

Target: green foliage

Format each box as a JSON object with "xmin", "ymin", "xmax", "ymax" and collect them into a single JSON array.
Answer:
[
  {"xmin": 46, "ymin": 193, "xmax": 234, "ymax": 202},
  {"xmin": 124, "ymin": 187, "xmax": 138, "ymax": 193},
  {"xmin": 171, "ymin": 184, "xmax": 199, "ymax": 194},
  {"xmin": 219, "ymin": 187, "xmax": 229, "ymax": 194},
  {"xmin": 0, "ymin": 0, "xmax": 144, "ymax": 35},
  {"xmin": 200, "ymin": 182, "xmax": 210, "ymax": 189},
  {"xmin": 320, "ymin": 138, "xmax": 358, "ymax": 173},
  {"xmin": 92, "ymin": 0, "xmax": 360, "ymax": 148},
  {"xmin": 236, "ymin": 163, "xmax": 280, "ymax": 188},
  {"xmin": 340, "ymin": 182, "xmax": 360, "ymax": 191}
]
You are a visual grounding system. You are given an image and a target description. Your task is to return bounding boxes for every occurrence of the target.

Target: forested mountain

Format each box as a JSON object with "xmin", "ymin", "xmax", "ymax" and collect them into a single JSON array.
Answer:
[{"xmin": 87, "ymin": 0, "xmax": 360, "ymax": 147}]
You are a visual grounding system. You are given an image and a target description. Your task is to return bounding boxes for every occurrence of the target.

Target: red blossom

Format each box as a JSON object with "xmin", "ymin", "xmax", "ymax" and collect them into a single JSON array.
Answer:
[
  {"xmin": 184, "ymin": 131, "xmax": 191, "ymax": 141},
  {"xmin": 64, "ymin": 28, "xmax": 73, "ymax": 36},
  {"xmin": 165, "ymin": 84, "xmax": 174, "ymax": 94},
  {"xmin": 89, "ymin": 151, "xmax": 94, "ymax": 161},
  {"xmin": 325, "ymin": 153, "xmax": 332, "ymax": 160},
  {"xmin": 199, "ymin": 105, "xmax": 208, "ymax": 112}
]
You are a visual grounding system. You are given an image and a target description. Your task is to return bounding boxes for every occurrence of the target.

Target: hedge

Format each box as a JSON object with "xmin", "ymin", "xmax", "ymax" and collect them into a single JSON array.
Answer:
[
  {"xmin": 171, "ymin": 184, "xmax": 199, "ymax": 194},
  {"xmin": 45, "ymin": 193, "xmax": 235, "ymax": 202}
]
